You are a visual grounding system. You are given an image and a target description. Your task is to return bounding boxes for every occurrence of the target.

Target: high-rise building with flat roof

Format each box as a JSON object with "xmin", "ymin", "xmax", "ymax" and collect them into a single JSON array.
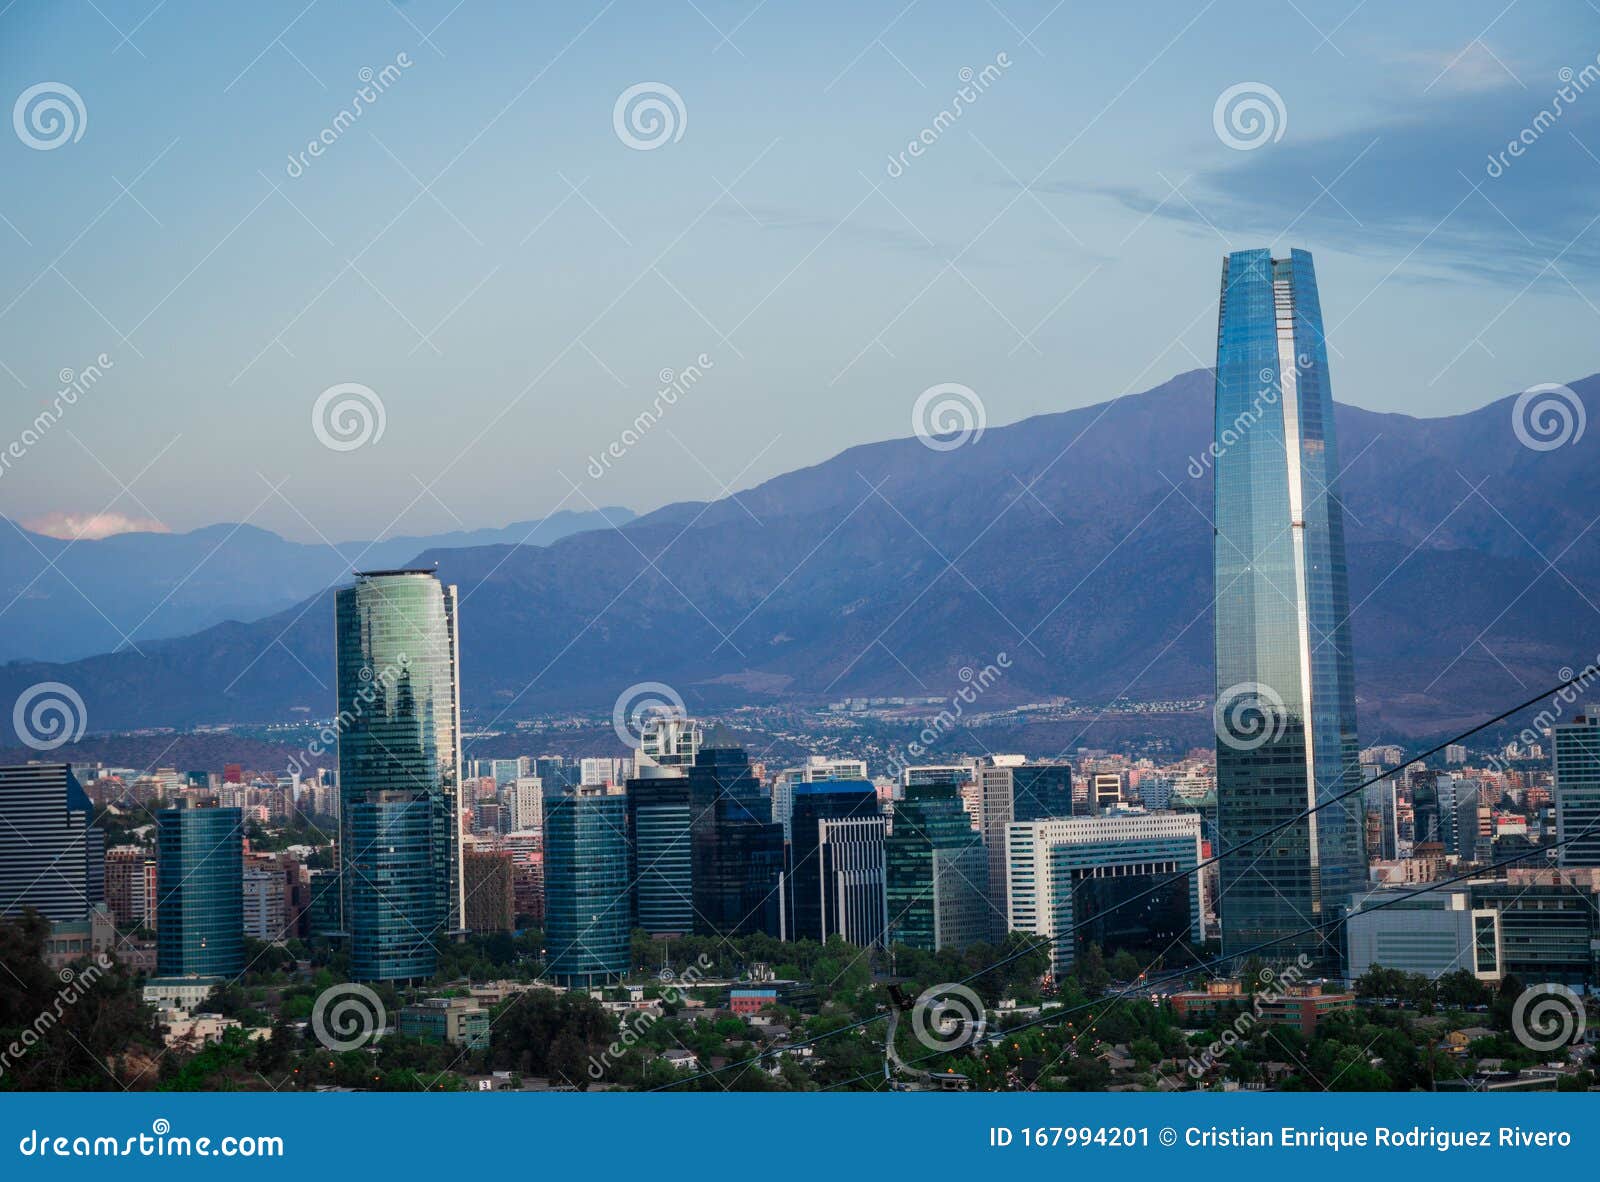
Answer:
[
  {"xmin": 156, "ymin": 799, "xmax": 243, "ymax": 978},
  {"xmin": 1553, "ymin": 710, "xmax": 1600, "ymax": 866},
  {"xmin": 787, "ymin": 779, "xmax": 882, "ymax": 944},
  {"xmin": 885, "ymin": 780, "xmax": 988, "ymax": 951},
  {"xmin": 1213, "ymin": 248, "xmax": 1365, "ymax": 973},
  {"xmin": 335, "ymin": 569, "xmax": 463, "ymax": 981},
  {"xmin": 627, "ymin": 766, "xmax": 693, "ymax": 936},
  {"xmin": 1006, "ymin": 810, "xmax": 1204, "ymax": 976},
  {"xmin": 0, "ymin": 763, "xmax": 105, "ymax": 923},
  {"xmin": 689, "ymin": 744, "xmax": 785, "ymax": 937},
  {"xmin": 544, "ymin": 786, "xmax": 631, "ymax": 987}
]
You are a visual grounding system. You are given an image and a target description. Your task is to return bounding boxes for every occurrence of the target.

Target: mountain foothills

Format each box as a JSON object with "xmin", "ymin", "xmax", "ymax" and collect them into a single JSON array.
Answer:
[
  {"xmin": 0, "ymin": 507, "xmax": 634, "ymax": 662},
  {"xmin": 4, "ymin": 369, "xmax": 1598, "ymax": 741}
]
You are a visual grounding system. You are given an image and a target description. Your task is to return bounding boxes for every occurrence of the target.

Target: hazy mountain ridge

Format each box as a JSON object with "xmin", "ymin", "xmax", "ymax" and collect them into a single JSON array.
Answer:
[{"xmin": 5, "ymin": 370, "xmax": 1599, "ymax": 742}]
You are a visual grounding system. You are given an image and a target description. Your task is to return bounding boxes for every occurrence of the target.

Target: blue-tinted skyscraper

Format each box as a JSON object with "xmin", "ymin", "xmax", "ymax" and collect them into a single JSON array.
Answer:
[
  {"xmin": 544, "ymin": 786, "xmax": 631, "ymax": 987},
  {"xmin": 335, "ymin": 569, "xmax": 464, "ymax": 981},
  {"xmin": 156, "ymin": 799, "xmax": 243, "ymax": 978},
  {"xmin": 627, "ymin": 766, "xmax": 693, "ymax": 936},
  {"xmin": 1213, "ymin": 248, "xmax": 1365, "ymax": 972},
  {"xmin": 787, "ymin": 779, "xmax": 883, "ymax": 944}
]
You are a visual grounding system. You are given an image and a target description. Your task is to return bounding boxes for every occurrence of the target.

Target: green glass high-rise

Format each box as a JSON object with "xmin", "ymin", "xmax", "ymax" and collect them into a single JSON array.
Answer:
[
  {"xmin": 1213, "ymin": 248, "xmax": 1365, "ymax": 973},
  {"xmin": 335, "ymin": 569, "xmax": 463, "ymax": 982},
  {"xmin": 885, "ymin": 781, "xmax": 988, "ymax": 951},
  {"xmin": 156, "ymin": 799, "xmax": 243, "ymax": 978},
  {"xmin": 544, "ymin": 786, "xmax": 632, "ymax": 987}
]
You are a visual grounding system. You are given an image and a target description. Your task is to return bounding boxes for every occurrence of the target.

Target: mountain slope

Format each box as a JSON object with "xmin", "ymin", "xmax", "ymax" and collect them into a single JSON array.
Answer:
[
  {"xmin": 0, "ymin": 507, "xmax": 634, "ymax": 662},
  {"xmin": 5, "ymin": 370, "xmax": 1599, "ymax": 741}
]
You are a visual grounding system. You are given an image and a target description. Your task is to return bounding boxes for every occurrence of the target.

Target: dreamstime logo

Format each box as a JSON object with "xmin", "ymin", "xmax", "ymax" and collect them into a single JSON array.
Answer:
[
  {"xmin": 1212, "ymin": 82, "xmax": 1286, "ymax": 150},
  {"xmin": 885, "ymin": 53, "xmax": 1011, "ymax": 178},
  {"xmin": 310, "ymin": 983, "xmax": 386, "ymax": 1051},
  {"xmin": 1214, "ymin": 681, "xmax": 1288, "ymax": 751},
  {"xmin": 1511, "ymin": 983, "xmax": 1586, "ymax": 1053},
  {"xmin": 612, "ymin": 681, "xmax": 686, "ymax": 749},
  {"xmin": 612, "ymin": 82, "xmax": 686, "ymax": 150},
  {"xmin": 587, "ymin": 353, "xmax": 713, "ymax": 479},
  {"xmin": 912, "ymin": 383, "xmax": 985, "ymax": 451},
  {"xmin": 285, "ymin": 53, "xmax": 413, "ymax": 178},
  {"xmin": 909, "ymin": 983, "xmax": 987, "ymax": 1053},
  {"xmin": 312, "ymin": 383, "xmax": 386, "ymax": 452},
  {"xmin": 12, "ymin": 682, "xmax": 87, "ymax": 751},
  {"xmin": 13, "ymin": 82, "xmax": 87, "ymax": 150},
  {"xmin": 1511, "ymin": 382, "xmax": 1585, "ymax": 451}
]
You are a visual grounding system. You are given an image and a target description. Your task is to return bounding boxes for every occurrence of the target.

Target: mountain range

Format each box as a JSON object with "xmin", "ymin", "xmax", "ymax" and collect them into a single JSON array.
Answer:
[
  {"xmin": 5, "ymin": 368, "xmax": 1600, "ymax": 745},
  {"xmin": 0, "ymin": 507, "xmax": 634, "ymax": 662}
]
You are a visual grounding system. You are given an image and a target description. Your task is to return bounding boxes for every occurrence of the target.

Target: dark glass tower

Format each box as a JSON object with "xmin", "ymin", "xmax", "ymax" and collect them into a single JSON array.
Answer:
[
  {"xmin": 1213, "ymin": 248, "xmax": 1365, "ymax": 972},
  {"xmin": 787, "ymin": 779, "xmax": 881, "ymax": 943},
  {"xmin": 156, "ymin": 799, "xmax": 243, "ymax": 978},
  {"xmin": 885, "ymin": 781, "xmax": 988, "ymax": 951},
  {"xmin": 1011, "ymin": 764, "xmax": 1076, "ymax": 822},
  {"xmin": 627, "ymin": 767, "xmax": 694, "ymax": 935},
  {"xmin": 544, "ymin": 786, "xmax": 631, "ymax": 986},
  {"xmin": 688, "ymin": 744, "xmax": 785, "ymax": 937},
  {"xmin": 335, "ymin": 569, "xmax": 463, "ymax": 981},
  {"xmin": 0, "ymin": 764, "xmax": 104, "ymax": 922}
]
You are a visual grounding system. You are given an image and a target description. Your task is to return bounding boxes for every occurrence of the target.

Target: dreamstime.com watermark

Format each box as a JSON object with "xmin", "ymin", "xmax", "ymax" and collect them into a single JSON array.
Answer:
[
  {"xmin": 285, "ymin": 54, "xmax": 413, "ymax": 178},
  {"xmin": 1485, "ymin": 58, "xmax": 1600, "ymax": 178},
  {"xmin": 587, "ymin": 354, "xmax": 713, "ymax": 479},
  {"xmin": 1213, "ymin": 680, "xmax": 1289, "ymax": 752},
  {"xmin": 912, "ymin": 382, "xmax": 985, "ymax": 452},
  {"xmin": 17, "ymin": 1119, "xmax": 284, "ymax": 1159},
  {"xmin": 588, "ymin": 954, "xmax": 714, "ymax": 1079},
  {"xmin": 1186, "ymin": 353, "xmax": 1318, "ymax": 479},
  {"xmin": 310, "ymin": 982, "xmax": 387, "ymax": 1052},
  {"xmin": 1510, "ymin": 983, "xmax": 1587, "ymax": 1053},
  {"xmin": 286, "ymin": 657, "xmax": 406, "ymax": 780},
  {"xmin": 1185, "ymin": 954, "xmax": 1314, "ymax": 1078},
  {"xmin": 884, "ymin": 654, "xmax": 1010, "ymax": 781},
  {"xmin": 12, "ymin": 681, "xmax": 89, "ymax": 751},
  {"xmin": 12, "ymin": 81, "xmax": 86, "ymax": 150},
  {"xmin": 612, "ymin": 681, "xmax": 687, "ymax": 750},
  {"xmin": 884, "ymin": 54, "xmax": 1011, "ymax": 178},
  {"xmin": 0, "ymin": 354, "xmax": 113, "ymax": 484},
  {"xmin": 0, "ymin": 955, "xmax": 112, "ymax": 1079}
]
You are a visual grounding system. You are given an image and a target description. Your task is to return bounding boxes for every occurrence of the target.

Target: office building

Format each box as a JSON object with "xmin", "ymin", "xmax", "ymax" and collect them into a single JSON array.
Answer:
[
  {"xmin": 1011, "ymin": 763, "xmax": 1076, "ymax": 822},
  {"xmin": 1006, "ymin": 810, "xmax": 1204, "ymax": 976},
  {"xmin": 1213, "ymin": 248, "xmax": 1366, "ymax": 972},
  {"xmin": 627, "ymin": 766, "xmax": 694, "ymax": 936},
  {"xmin": 464, "ymin": 849, "xmax": 515, "ymax": 932},
  {"xmin": 241, "ymin": 861, "xmax": 286, "ymax": 941},
  {"xmin": 399, "ymin": 996, "xmax": 490, "ymax": 1048},
  {"xmin": 976, "ymin": 760, "xmax": 1016, "ymax": 941},
  {"xmin": 885, "ymin": 780, "xmax": 989, "ymax": 951},
  {"xmin": 544, "ymin": 786, "xmax": 631, "ymax": 987},
  {"xmin": 0, "ymin": 763, "xmax": 105, "ymax": 923},
  {"xmin": 502, "ymin": 776, "xmax": 543, "ymax": 832},
  {"xmin": 335, "ymin": 569, "xmax": 463, "ymax": 982},
  {"xmin": 1468, "ymin": 880, "xmax": 1599, "ymax": 986},
  {"xmin": 1089, "ymin": 772, "xmax": 1124, "ymax": 814},
  {"xmin": 156, "ymin": 799, "xmax": 243, "ymax": 978},
  {"xmin": 772, "ymin": 756, "xmax": 871, "ymax": 841},
  {"xmin": 104, "ymin": 845, "xmax": 157, "ymax": 929},
  {"xmin": 1345, "ymin": 886, "xmax": 1501, "ymax": 982},
  {"xmin": 689, "ymin": 743, "xmax": 785, "ymax": 937},
  {"xmin": 639, "ymin": 715, "xmax": 703, "ymax": 769},
  {"xmin": 1553, "ymin": 710, "xmax": 1600, "ymax": 866},
  {"xmin": 787, "ymin": 779, "xmax": 883, "ymax": 944}
]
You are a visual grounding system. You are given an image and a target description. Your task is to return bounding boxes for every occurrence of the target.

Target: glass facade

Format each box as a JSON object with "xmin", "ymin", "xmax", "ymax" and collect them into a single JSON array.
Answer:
[
  {"xmin": 544, "ymin": 788, "xmax": 631, "ymax": 987},
  {"xmin": 156, "ymin": 801, "xmax": 243, "ymax": 978},
  {"xmin": 1213, "ymin": 249, "xmax": 1365, "ymax": 973},
  {"xmin": 688, "ymin": 746, "xmax": 785, "ymax": 937},
  {"xmin": 335, "ymin": 570, "xmax": 463, "ymax": 981},
  {"xmin": 1553, "ymin": 712, "xmax": 1600, "ymax": 866},
  {"xmin": 627, "ymin": 769, "xmax": 694, "ymax": 935},
  {"xmin": 885, "ymin": 781, "xmax": 988, "ymax": 951},
  {"xmin": 787, "ymin": 780, "xmax": 881, "ymax": 943},
  {"xmin": 1011, "ymin": 764, "xmax": 1076, "ymax": 822}
]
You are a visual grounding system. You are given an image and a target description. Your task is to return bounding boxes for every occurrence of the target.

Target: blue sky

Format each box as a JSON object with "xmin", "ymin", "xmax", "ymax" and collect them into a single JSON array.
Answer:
[{"xmin": 2, "ymin": 0, "xmax": 1598, "ymax": 541}]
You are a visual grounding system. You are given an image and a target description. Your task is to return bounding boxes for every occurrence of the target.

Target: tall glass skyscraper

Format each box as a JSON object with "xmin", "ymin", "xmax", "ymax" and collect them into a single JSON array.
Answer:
[
  {"xmin": 787, "ymin": 779, "xmax": 881, "ymax": 943},
  {"xmin": 688, "ymin": 744, "xmax": 785, "ymax": 937},
  {"xmin": 156, "ymin": 799, "xmax": 243, "ymax": 978},
  {"xmin": 627, "ymin": 765, "xmax": 694, "ymax": 935},
  {"xmin": 1213, "ymin": 248, "xmax": 1365, "ymax": 973},
  {"xmin": 885, "ymin": 781, "xmax": 989, "ymax": 952},
  {"xmin": 544, "ymin": 786, "xmax": 632, "ymax": 987},
  {"xmin": 335, "ymin": 569, "xmax": 464, "ymax": 982}
]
